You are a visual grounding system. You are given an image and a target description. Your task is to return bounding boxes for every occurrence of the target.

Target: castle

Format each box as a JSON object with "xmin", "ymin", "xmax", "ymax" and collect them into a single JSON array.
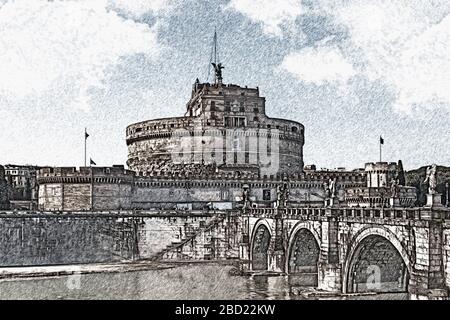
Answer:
[{"xmin": 34, "ymin": 67, "xmax": 416, "ymax": 211}]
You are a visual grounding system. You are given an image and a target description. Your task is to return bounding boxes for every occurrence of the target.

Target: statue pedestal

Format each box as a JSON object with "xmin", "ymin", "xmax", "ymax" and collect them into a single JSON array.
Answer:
[
  {"xmin": 329, "ymin": 197, "xmax": 339, "ymax": 207},
  {"xmin": 389, "ymin": 197, "xmax": 400, "ymax": 208},
  {"xmin": 425, "ymin": 193, "xmax": 443, "ymax": 208}
]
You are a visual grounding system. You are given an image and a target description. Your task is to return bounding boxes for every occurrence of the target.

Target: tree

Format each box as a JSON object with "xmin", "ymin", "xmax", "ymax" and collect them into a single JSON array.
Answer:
[{"xmin": 397, "ymin": 160, "xmax": 406, "ymax": 185}]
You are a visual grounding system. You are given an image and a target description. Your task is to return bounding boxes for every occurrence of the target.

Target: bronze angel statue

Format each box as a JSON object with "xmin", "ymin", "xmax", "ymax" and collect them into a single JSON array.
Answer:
[
  {"xmin": 211, "ymin": 62, "xmax": 224, "ymax": 82},
  {"xmin": 423, "ymin": 164, "xmax": 437, "ymax": 194}
]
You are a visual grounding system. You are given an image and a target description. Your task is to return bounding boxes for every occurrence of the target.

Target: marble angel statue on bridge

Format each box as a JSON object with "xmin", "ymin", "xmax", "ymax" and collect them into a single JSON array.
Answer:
[{"xmin": 423, "ymin": 164, "xmax": 437, "ymax": 194}]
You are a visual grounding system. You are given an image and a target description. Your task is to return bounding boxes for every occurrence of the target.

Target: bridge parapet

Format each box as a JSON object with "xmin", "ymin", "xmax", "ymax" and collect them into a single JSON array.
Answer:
[{"xmin": 247, "ymin": 206, "xmax": 450, "ymax": 222}]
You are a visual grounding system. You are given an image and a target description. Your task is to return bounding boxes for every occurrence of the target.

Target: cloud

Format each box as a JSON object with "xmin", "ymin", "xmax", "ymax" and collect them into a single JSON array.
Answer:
[
  {"xmin": 0, "ymin": 0, "xmax": 162, "ymax": 111},
  {"xmin": 107, "ymin": 0, "xmax": 176, "ymax": 19},
  {"xmin": 225, "ymin": 0, "xmax": 302, "ymax": 36},
  {"xmin": 329, "ymin": 0, "xmax": 450, "ymax": 113},
  {"xmin": 274, "ymin": 0, "xmax": 450, "ymax": 114},
  {"xmin": 278, "ymin": 44, "xmax": 355, "ymax": 86}
]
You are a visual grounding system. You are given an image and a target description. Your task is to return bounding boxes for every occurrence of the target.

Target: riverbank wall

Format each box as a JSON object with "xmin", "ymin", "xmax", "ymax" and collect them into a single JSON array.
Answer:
[{"xmin": 0, "ymin": 210, "xmax": 240, "ymax": 267}]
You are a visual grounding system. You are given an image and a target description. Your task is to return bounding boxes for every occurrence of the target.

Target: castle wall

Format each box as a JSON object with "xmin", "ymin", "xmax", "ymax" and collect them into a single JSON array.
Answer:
[
  {"xmin": 38, "ymin": 183, "xmax": 64, "ymax": 210},
  {"xmin": 37, "ymin": 166, "xmax": 366, "ymax": 211},
  {"xmin": 64, "ymin": 184, "xmax": 91, "ymax": 210},
  {"xmin": 37, "ymin": 167, "xmax": 134, "ymax": 211},
  {"xmin": 127, "ymin": 125, "xmax": 304, "ymax": 176},
  {"xmin": 92, "ymin": 183, "xmax": 132, "ymax": 210},
  {"xmin": 126, "ymin": 82, "xmax": 305, "ymax": 176},
  {"xmin": 365, "ymin": 162, "xmax": 398, "ymax": 188}
]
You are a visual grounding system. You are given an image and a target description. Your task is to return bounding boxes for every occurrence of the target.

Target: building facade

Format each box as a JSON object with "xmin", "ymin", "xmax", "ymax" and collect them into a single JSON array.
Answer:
[{"xmin": 4, "ymin": 164, "xmax": 40, "ymax": 210}]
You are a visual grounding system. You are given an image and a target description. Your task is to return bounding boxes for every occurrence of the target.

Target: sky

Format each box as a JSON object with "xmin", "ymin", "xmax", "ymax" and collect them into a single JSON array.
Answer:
[{"xmin": 0, "ymin": 0, "xmax": 449, "ymax": 170}]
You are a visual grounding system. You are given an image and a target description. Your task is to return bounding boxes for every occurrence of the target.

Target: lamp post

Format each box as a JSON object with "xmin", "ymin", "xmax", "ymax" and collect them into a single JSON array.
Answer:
[{"xmin": 446, "ymin": 182, "xmax": 449, "ymax": 207}]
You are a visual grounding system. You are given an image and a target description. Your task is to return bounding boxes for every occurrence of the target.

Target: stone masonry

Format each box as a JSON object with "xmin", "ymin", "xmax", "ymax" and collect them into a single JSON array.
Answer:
[{"xmin": 241, "ymin": 206, "xmax": 450, "ymax": 300}]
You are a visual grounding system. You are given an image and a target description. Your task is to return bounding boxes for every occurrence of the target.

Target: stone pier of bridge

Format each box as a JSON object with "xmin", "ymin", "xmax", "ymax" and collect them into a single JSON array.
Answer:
[{"xmin": 240, "ymin": 206, "xmax": 450, "ymax": 300}]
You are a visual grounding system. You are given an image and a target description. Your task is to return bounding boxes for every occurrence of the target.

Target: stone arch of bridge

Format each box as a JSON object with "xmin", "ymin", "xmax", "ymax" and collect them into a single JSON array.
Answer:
[
  {"xmin": 250, "ymin": 219, "xmax": 273, "ymax": 271},
  {"xmin": 343, "ymin": 226, "xmax": 412, "ymax": 294},
  {"xmin": 285, "ymin": 222, "xmax": 322, "ymax": 274}
]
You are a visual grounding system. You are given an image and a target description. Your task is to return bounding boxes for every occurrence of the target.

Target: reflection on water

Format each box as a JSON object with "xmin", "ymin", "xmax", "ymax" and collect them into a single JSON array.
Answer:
[{"xmin": 0, "ymin": 263, "xmax": 408, "ymax": 300}]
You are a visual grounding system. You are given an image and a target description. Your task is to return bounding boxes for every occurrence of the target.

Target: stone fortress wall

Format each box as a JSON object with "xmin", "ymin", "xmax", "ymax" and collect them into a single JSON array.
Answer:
[
  {"xmin": 37, "ymin": 166, "xmax": 366, "ymax": 211},
  {"xmin": 345, "ymin": 162, "xmax": 416, "ymax": 207},
  {"xmin": 126, "ymin": 82, "xmax": 304, "ymax": 176},
  {"xmin": 38, "ymin": 166, "xmax": 134, "ymax": 211},
  {"xmin": 365, "ymin": 162, "xmax": 399, "ymax": 187}
]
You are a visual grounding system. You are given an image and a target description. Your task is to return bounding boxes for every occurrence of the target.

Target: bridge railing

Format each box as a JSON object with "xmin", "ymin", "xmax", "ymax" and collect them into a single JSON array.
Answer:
[
  {"xmin": 339, "ymin": 208, "xmax": 422, "ymax": 220},
  {"xmin": 247, "ymin": 206, "xmax": 430, "ymax": 221},
  {"xmin": 248, "ymin": 207, "xmax": 328, "ymax": 218}
]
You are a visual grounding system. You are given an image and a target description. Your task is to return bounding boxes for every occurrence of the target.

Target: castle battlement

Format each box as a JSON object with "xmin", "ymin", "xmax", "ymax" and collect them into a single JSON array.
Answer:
[
  {"xmin": 364, "ymin": 162, "xmax": 398, "ymax": 172},
  {"xmin": 37, "ymin": 166, "xmax": 135, "ymax": 178}
]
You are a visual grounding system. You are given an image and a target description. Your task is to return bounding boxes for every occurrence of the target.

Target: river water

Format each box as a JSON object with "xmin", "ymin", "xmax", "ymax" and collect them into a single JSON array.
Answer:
[{"xmin": 0, "ymin": 263, "xmax": 408, "ymax": 300}]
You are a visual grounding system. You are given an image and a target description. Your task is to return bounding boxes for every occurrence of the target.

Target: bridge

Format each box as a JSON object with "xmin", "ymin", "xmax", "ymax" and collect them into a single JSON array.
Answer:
[{"xmin": 239, "ymin": 206, "xmax": 450, "ymax": 300}]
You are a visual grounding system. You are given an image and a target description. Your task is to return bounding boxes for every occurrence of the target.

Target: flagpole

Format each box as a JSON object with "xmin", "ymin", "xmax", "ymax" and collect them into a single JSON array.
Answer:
[
  {"xmin": 84, "ymin": 127, "xmax": 87, "ymax": 167},
  {"xmin": 380, "ymin": 138, "xmax": 382, "ymax": 162}
]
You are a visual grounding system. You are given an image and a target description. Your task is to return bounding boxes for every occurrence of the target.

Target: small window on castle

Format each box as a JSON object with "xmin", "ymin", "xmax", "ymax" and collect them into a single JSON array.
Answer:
[
  {"xmin": 253, "ymin": 117, "xmax": 258, "ymax": 122},
  {"xmin": 210, "ymin": 101, "xmax": 215, "ymax": 111},
  {"xmin": 292, "ymin": 126, "xmax": 298, "ymax": 132},
  {"xmin": 221, "ymin": 190, "xmax": 229, "ymax": 200},
  {"xmin": 263, "ymin": 189, "xmax": 271, "ymax": 201},
  {"xmin": 253, "ymin": 107, "xmax": 259, "ymax": 113},
  {"xmin": 240, "ymin": 102, "xmax": 245, "ymax": 112},
  {"xmin": 135, "ymin": 128, "xmax": 142, "ymax": 132},
  {"xmin": 171, "ymin": 124, "xmax": 174, "ymax": 128},
  {"xmin": 267, "ymin": 124, "xmax": 271, "ymax": 129}
]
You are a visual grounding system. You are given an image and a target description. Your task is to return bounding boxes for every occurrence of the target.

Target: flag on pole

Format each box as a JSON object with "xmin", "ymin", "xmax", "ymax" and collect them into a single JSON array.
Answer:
[
  {"xmin": 84, "ymin": 128, "xmax": 89, "ymax": 167},
  {"xmin": 90, "ymin": 158, "xmax": 96, "ymax": 166},
  {"xmin": 379, "ymin": 135, "xmax": 384, "ymax": 162}
]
